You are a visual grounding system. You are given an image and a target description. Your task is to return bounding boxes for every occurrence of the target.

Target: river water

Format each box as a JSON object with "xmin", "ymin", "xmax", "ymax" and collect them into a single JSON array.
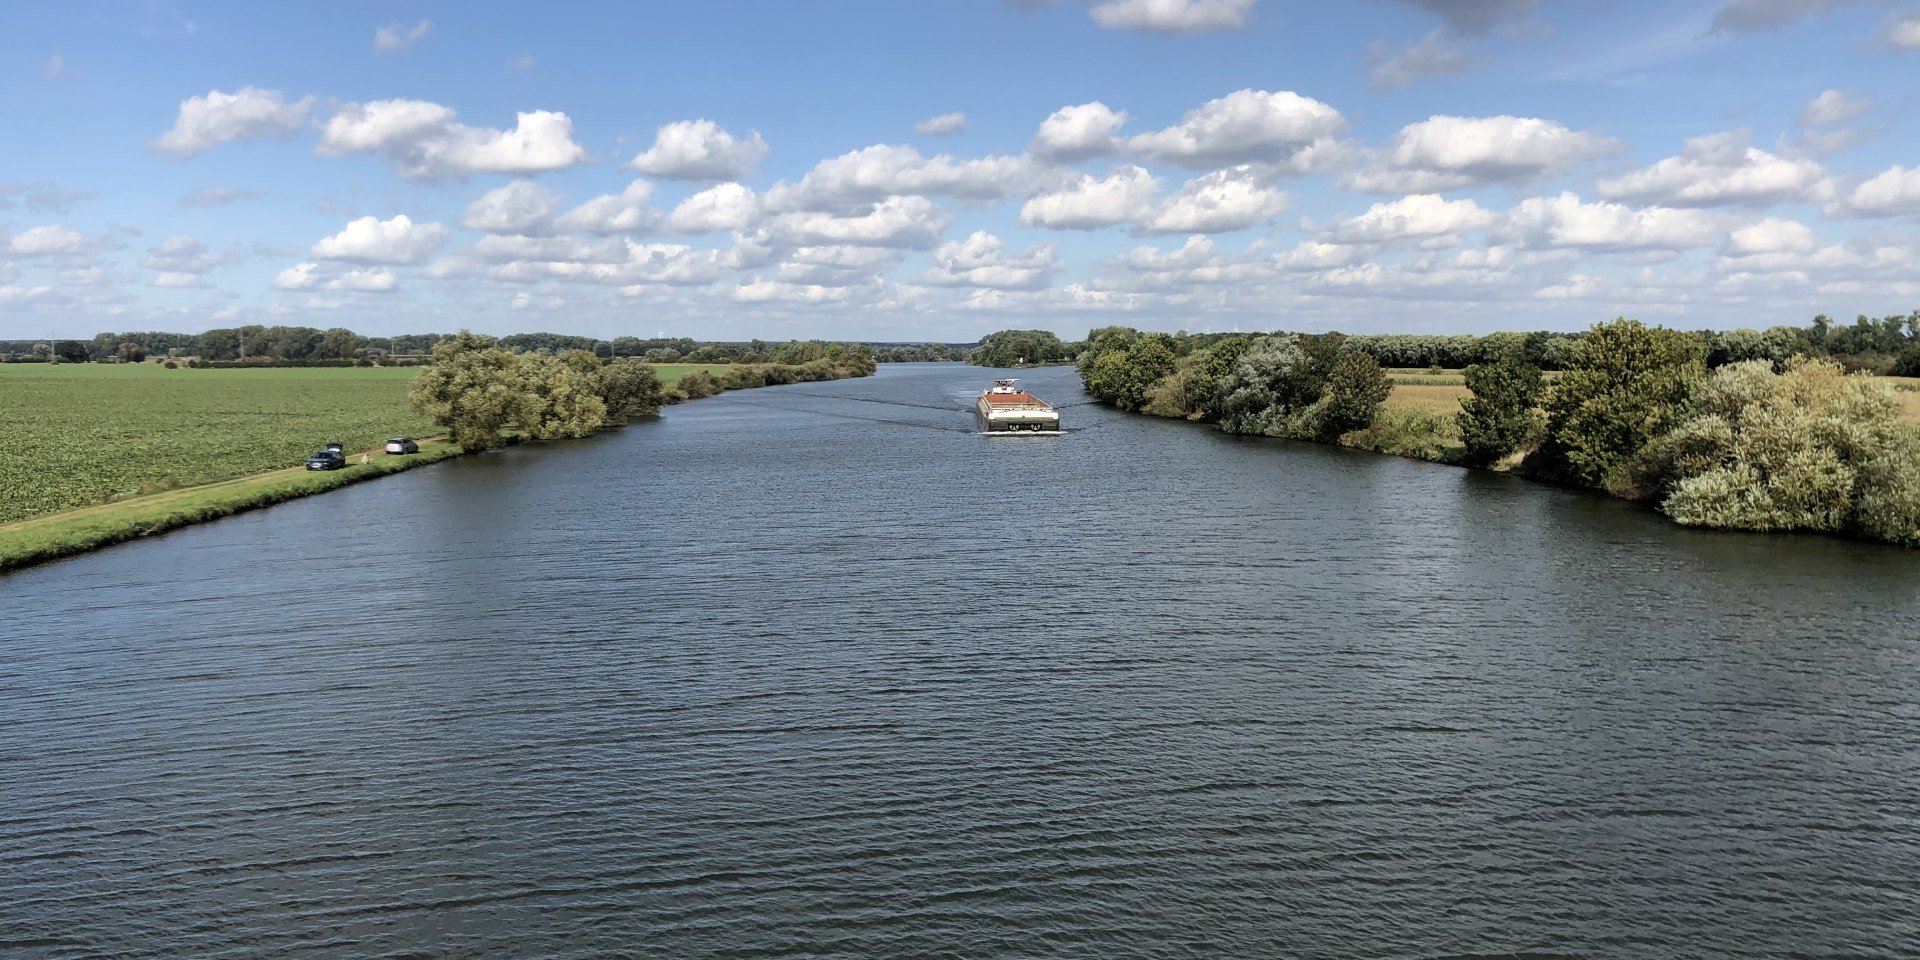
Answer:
[{"xmin": 4, "ymin": 362, "xmax": 1919, "ymax": 959}]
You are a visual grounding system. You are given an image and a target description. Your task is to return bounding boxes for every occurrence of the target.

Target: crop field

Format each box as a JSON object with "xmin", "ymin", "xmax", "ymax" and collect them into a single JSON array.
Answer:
[{"xmin": 0, "ymin": 364, "xmax": 437, "ymax": 524}]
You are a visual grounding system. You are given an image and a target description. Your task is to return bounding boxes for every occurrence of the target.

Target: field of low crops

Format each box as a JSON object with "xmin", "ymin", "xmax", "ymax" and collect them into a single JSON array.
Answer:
[{"xmin": 0, "ymin": 364, "xmax": 438, "ymax": 524}]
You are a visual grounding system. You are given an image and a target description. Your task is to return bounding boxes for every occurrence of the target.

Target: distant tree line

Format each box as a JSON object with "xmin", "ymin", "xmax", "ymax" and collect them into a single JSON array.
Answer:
[
  {"xmin": 0, "ymin": 326, "xmax": 917, "ymax": 366},
  {"xmin": 1068, "ymin": 319, "xmax": 1920, "ymax": 547}
]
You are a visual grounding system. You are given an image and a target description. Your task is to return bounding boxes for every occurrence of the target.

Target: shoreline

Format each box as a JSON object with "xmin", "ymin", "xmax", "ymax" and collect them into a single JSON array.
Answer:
[{"xmin": 0, "ymin": 437, "xmax": 473, "ymax": 574}]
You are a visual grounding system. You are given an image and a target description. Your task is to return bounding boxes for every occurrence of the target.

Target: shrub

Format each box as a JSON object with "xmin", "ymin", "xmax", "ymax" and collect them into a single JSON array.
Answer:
[
  {"xmin": 163, "ymin": 360, "xmax": 178, "ymax": 369},
  {"xmin": 676, "ymin": 369, "xmax": 722, "ymax": 399},
  {"xmin": 1217, "ymin": 335, "xmax": 1391, "ymax": 442},
  {"xmin": 1342, "ymin": 409, "xmax": 1456, "ymax": 461},
  {"xmin": 1651, "ymin": 358, "xmax": 1920, "ymax": 544}
]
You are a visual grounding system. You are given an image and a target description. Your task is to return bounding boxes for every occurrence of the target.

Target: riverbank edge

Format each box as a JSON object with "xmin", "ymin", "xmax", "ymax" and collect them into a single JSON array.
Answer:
[
  {"xmin": 0, "ymin": 367, "xmax": 876, "ymax": 575},
  {"xmin": 0, "ymin": 438, "xmax": 475, "ymax": 574}
]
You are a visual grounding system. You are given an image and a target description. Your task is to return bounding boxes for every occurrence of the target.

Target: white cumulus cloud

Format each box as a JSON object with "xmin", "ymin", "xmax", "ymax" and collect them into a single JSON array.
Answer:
[
  {"xmin": 1030, "ymin": 102, "xmax": 1129, "ymax": 161},
  {"xmin": 924, "ymin": 231, "xmax": 1061, "ymax": 290},
  {"xmin": 311, "ymin": 214, "xmax": 449, "ymax": 263},
  {"xmin": 1836, "ymin": 165, "xmax": 1920, "ymax": 217},
  {"xmin": 274, "ymin": 262, "xmax": 321, "ymax": 290},
  {"xmin": 7, "ymin": 224, "xmax": 97, "ymax": 255},
  {"xmin": 1501, "ymin": 192, "xmax": 1720, "ymax": 251},
  {"xmin": 1596, "ymin": 131, "xmax": 1833, "ymax": 207},
  {"xmin": 463, "ymin": 180, "xmax": 564, "ymax": 234},
  {"xmin": 666, "ymin": 183, "xmax": 758, "ymax": 233},
  {"xmin": 770, "ymin": 145, "xmax": 1038, "ymax": 208},
  {"xmin": 317, "ymin": 100, "xmax": 588, "ymax": 180},
  {"xmin": 1020, "ymin": 166, "xmax": 1161, "ymax": 230},
  {"xmin": 556, "ymin": 181, "xmax": 657, "ymax": 234},
  {"xmin": 1140, "ymin": 166, "xmax": 1289, "ymax": 234},
  {"xmin": 1796, "ymin": 89, "xmax": 1870, "ymax": 126},
  {"xmin": 152, "ymin": 87, "xmax": 314, "ymax": 156},
  {"xmin": 1316, "ymin": 194, "xmax": 1496, "ymax": 244},
  {"xmin": 627, "ymin": 120, "xmax": 769, "ymax": 180},
  {"xmin": 770, "ymin": 195, "xmax": 950, "ymax": 248},
  {"xmin": 1725, "ymin": 217, "xmax": 1820, "ymax": 255},
  {"xmin": 1347, "ymin": 114, "xmax": 1620, "ymax": 193},
  {"xmin": 1128, "ymin": 89, "xmax": 1346, "ymax": 168}
]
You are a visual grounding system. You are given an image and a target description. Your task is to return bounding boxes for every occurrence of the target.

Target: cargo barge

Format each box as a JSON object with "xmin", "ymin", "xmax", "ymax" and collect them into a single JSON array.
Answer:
[{"xmin": 976, "ymin": 378, "xmax": 1061, "ymax": 434}]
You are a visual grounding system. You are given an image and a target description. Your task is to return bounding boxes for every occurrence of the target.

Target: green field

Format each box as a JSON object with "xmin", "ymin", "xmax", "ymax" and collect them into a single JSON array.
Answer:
[
  {"xmin": 0, "ymin": 362, "xmax": 732, "ymax": 524},
  {"xmin": 0, "ymin": 364, "xmax": 434, "ymax": 524}
]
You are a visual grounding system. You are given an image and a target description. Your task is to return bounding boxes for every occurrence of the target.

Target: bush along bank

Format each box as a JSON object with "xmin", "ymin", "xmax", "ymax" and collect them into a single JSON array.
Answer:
[{"xmin": 1075, "ymin": 320, "xmax": 1920, "ymax": 547}]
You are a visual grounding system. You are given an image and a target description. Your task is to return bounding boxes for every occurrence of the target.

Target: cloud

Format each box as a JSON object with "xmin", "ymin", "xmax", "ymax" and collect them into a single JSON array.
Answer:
[
  {"xmin": 311, "ymin": 214, "xmax": 449, "ymax": 263},
  {"xmin": 151, "ymin": 271, "xmax": 208, "ymax": 289},
  {"xmin": 770, "ymin": 195, "xmax": 950, "ymax": 248},
  {"xmin": 1367, "ymin": 29, "xmax": 1477, "ymax": 90},
  {"xmin": 462, "ymin": 180, "xmax": 563, "ymax": 234},
  {"xmin": 1128, "ymin": 89, "xmax": 1346, "ymax": 167},
  {"xmin": 1796, "ymin": 89, "xmax": 1870, "ymax": 126},
  {"xmin": 0, "ymin": 183, "xmax": 94, "ymax": 213},
  {"xmin": 732, "ymin": 279, "xmax": 853, "ymax": 303},
  {"xmin": 6, "ymin": 224, "xmax": 98, "ymax": 255},
  {"xmin": 1388, "ymin": 0, "xmax": 1536, "ymax": 33},
  {"xmin": 770, "ymin": 145, "xmax": 1038, "ymax": 208},
  {"xmin": 1501, "ymin": 192, "xmax": 1720, "ymax": 251},
  {"xmin": 1030, "ymin": 101, "xmax": 1129, "ymax": 161},
  {"xmin": 274, "ymin": 262, "xmax": 321, "ymax": 290},
  {"xmin": 152, "ymin": 87, "xmax": 314, "ymax": 156},
  {"xmin": 666, "ymin": 183, "xmax": 758, "ymax": 233},
  {"xmin": 1020, "ymin": 166, "xmax": 1160, "ymax": 229},
  {"xmin": 332, "ymin": 267, "xmax": 398, "ymax": 291},
  {"xmin": 1710, "ymin": 0, "xmax": 1877, "ymax": 33},
  {"xmin": 1725, "ymin": 217, "xmax": 1819, "ymax": 255},
  {"xmin": 556, "ymin": 180, "xmax": 657, "ymax": 234},
  {"xmin": 178, "ymin": 186, "xmax": 265, "ymax": 207},
  {"xmin": 924, "ymin": 231, "xmax": 1061, "ymax": 290},
  {"xmin": 776, "ymin": 245, "xmax": 904, "ymax": 285},
  {"xmin": 43, "ymin": 54, "xmax": 70, "ymax": 79},
  {"xmin": 1316, "ymin": 193, "xmax": 1496, "ymax": 244},
  {"xmin": 475, "ymin": 234, "xmax": 629, "ymax": 264},
  {"xmin": 1087, "ymin": 0, "xmax": 1256, "ymax": 34},
  {"xmin": 508, "ymin": 53, "xmax": 537, "ymax": 70},
  {"xmin": 1835, "ymin": 165, "xmax": 1920, "ymax": 216},
  {"xmin": 1596, "ymin": 131, "xmax": 1833, "ymax": 207},
  {"xmin": 373, "ymin": 19, "xmax": 431, "ymax": 54},
  {"xmin": 1891, "ymin": 11, "xmax": 1920, "ymax": 47},
  {"xmin": 1347, "ymin": 114, "xmax": 1619, "ymax": 192},
  {"xmin": 141, "ymin": 235, "xmax": 224, "ymax": 273},
  {"xmin": 916, "ymin": 112, "xmax": 968, "ymax": 135},
  {"xmin": 1139, "ymin": 165, "xmax": 1289, "ymax": 234},
  {"xmin": 317, "ymin": 100, "xmax": 588, "ymax": 180},
  {"xmin": 626, "ymin": 120, "xmax": 768, "ymax": 180}
]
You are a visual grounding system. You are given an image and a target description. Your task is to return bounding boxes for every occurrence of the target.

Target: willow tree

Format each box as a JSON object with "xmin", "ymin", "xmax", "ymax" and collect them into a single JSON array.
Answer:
[{"xmin": 408, "ymin": 331, "xmax": 524, "ymax": 451}]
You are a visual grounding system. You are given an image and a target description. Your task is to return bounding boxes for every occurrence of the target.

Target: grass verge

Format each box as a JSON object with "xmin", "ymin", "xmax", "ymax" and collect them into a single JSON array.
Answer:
[{"xmin": 0, "ymin": 438, "xmax": 466, "ymax": 573}]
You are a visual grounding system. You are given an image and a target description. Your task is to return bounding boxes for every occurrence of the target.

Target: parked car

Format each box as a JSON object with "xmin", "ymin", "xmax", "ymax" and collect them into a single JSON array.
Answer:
[
  {"xmin": 306, "ymin": 449, "xmax": 346, "ymax": 471},
  {"xmin": 384, "ymin": 437, "xmax": 419, "ymax": 455},
  {"xmin": 324, "ymin": 441, "xmax": 345, "ymax": 453}
]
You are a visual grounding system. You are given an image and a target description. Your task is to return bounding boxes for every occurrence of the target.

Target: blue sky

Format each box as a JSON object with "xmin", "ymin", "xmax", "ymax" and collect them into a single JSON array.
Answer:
[{"xmin": 4, "ymin": 0, "xmax": 1920, "ymax": 341}]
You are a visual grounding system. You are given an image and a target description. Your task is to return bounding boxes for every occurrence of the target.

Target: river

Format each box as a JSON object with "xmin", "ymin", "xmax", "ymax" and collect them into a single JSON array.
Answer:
[{"xmin": 4, "ymin": 362, "xmax": 1918, "ymax": 959}]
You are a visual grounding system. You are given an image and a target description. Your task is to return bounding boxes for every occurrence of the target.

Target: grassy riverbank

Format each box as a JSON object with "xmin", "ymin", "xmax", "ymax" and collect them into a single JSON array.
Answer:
[
  {"xmin": 0, "ymin": 360, "xmax": 771, "ymax": 573},
  {"xmin": 0, "ymin": 438, "xmax": 466, "ymax": 573}
]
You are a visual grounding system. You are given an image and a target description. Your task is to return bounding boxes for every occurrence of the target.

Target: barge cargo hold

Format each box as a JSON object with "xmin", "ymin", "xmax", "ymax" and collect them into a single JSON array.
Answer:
[{"xmin": 976, "ymin": 378, "xmax": 1061, "ymax": 434}]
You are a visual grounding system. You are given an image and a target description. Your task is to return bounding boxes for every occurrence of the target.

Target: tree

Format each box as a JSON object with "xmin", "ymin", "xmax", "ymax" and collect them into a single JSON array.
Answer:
[
  {"xmin": 1457, "ymin": 358, "xmax": 1545, "ymax": 466},
  {"xmin": 316, "ymin": 327, "xmax": 359, "ymax": 360},
  {"xmin": 31, "ymin": 343, "xmax": 51, "ymax": 361},
  {"xmin": 516, "ymin": 354, "xmax": 607, "ymax": 440},
  {"xmin": 595, "ymin": 358, "xmax": 664, "ymax": 422},
  {"xmin": 1218, "ymin": 334, "xmax": 1318, "ymax": 437},
  {"xmin": 115, "ymin": 341, "xmax": 148, "ymax": 363},
  {"xmin": 408, "ymin": 331, "xmax": 525, "ymax": 451},
  {"xmin": 1530, "ymin": 318, "xmax": 1705, "ymax": 492},
  {"xmin": 1652, "ymin": 358, "xmax": 1920, "ymax": 544},
  {"xmin": 1304, "ymin": 350, "xmax": 1392, "ymax": 441}
]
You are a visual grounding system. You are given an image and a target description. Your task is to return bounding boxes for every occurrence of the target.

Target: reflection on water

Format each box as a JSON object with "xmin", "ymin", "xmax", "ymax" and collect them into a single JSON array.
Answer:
[{"xmin": 3, "ymin": 363, "xmax": 1919, "ymax": 958}]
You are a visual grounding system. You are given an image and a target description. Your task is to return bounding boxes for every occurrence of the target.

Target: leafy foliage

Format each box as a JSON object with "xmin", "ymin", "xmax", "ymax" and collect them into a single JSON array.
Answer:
[
  {"xmin": 1531, "ymin": 318, "xmax": 1706, "ymax": 491},
  {"xmin": 969, "ymin": 329, "xmax": 1074, "ymax": 368},
  {"xmin": 1217, "ymin": 334, "xmax": 1392, "ymax": 442},
  {"xmin": 1457, "ymin": 358, "xmax": 1545, "ymax": 466},
  {"xmin": 1647, "ymin": 358, "xmax": 1920, "ymax": 544}
]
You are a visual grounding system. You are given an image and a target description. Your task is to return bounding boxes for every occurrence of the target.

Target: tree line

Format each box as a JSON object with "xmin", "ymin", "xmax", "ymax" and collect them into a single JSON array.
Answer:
[
  {"xmin": 409, "ymin": 331, "xmax": 877, "ymax": 451},
  {"xmin": 0, "ymin": 327, "xmax": 933, "ymax": 366},
  {"xmin": 1070, "ymin": 321, "xmax": 1920, "ymax": 547}
]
